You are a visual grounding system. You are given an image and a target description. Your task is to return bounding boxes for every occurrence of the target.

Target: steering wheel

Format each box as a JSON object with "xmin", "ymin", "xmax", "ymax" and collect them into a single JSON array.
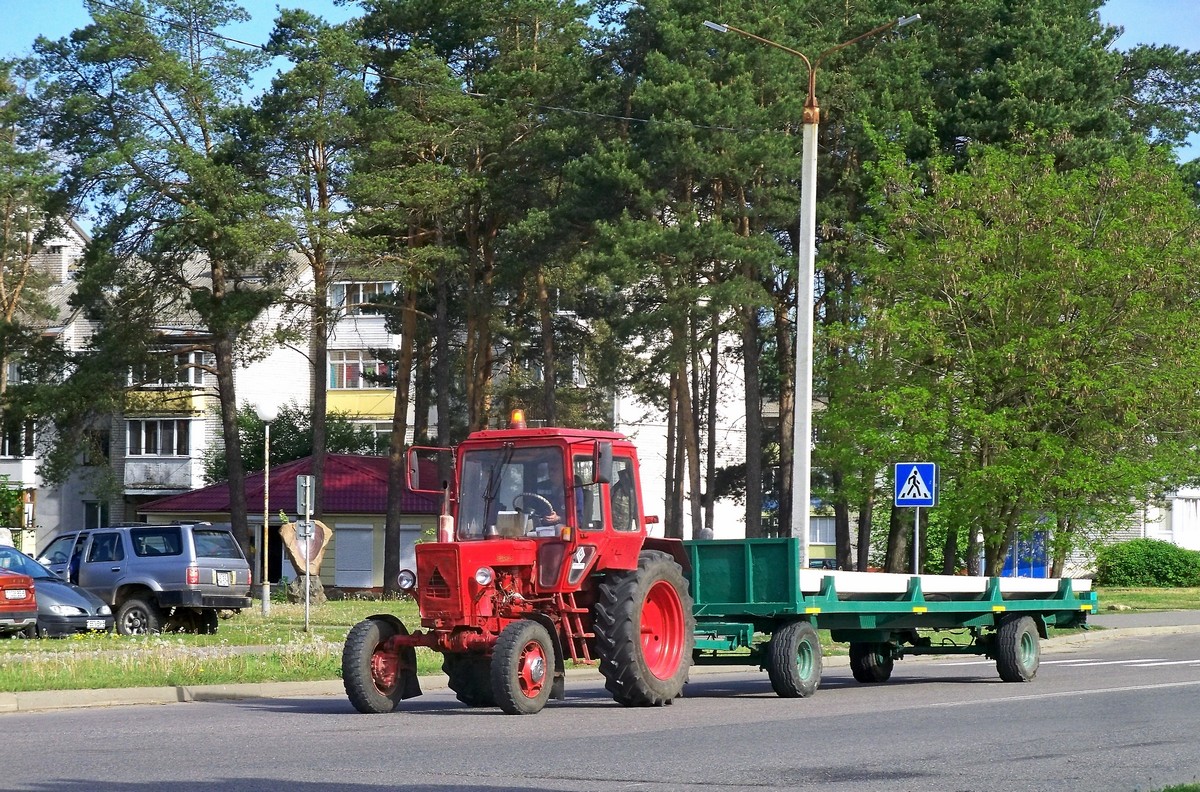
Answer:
[{"xmin": 511, "ymin": 492, "xmax": 554, "ymax": 516}]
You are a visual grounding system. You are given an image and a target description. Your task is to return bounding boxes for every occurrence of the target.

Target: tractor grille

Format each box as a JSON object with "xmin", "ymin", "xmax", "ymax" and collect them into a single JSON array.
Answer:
[{"xmin": 424, "ymin": 567, "xmax": 452, "ymax": 600}]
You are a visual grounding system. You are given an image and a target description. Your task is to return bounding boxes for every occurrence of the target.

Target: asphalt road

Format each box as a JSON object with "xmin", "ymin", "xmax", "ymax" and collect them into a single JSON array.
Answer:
[{"xmin": 3, "ymin": 621, "xmax": 1199, "ymax": 792}]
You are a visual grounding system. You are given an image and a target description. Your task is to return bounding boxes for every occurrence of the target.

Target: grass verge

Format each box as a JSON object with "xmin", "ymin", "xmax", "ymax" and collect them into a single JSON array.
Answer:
[{"xmin": 0, "ymin": 587, "xmax": 1190, "ymax": 693}]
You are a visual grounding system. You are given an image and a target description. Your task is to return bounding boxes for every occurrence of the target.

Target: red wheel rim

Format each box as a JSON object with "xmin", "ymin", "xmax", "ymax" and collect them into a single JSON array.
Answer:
[
  {"xmin": 517, "ymin": 640, "xmax": 548, "ymax": 698},
  {"xmin": 640, "ymin": 579, "xmax": 685, "ymax": 679},
  {"xmin": 371, "ymin": 645, "xmax": 399, "ymax": 695}
]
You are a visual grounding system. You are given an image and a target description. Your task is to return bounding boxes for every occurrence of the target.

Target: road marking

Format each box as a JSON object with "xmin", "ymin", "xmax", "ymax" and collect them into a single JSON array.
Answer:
[
  {"xmin": 1126, "ymin": 659, "xmax": 1200, "ymax": 667},
  {"xmin": 927, "ymin": 679, "xmax": 1200, "ymax": 708}
]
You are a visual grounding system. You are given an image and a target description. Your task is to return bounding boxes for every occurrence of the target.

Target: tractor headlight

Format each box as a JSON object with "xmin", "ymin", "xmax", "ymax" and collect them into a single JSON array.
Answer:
[
  {"xmin": 474, "ymin": 566, "xmax": 495, "ymax": 586},
  {"xmin": 397, "ymin": 569, "xmax": 417, "ymax": 591}
]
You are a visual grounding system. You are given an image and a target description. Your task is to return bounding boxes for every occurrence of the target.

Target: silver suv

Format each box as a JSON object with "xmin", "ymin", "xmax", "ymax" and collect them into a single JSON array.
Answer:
[{"xmin": 37, "ymin": 522, "xmax": 252, "ymax": 635}]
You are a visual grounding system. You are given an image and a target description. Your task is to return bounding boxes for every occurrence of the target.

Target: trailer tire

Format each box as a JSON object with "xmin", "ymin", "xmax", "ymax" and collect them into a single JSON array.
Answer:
[
  {"xmin": 343, "ymin": 617, "xmax": 407, "ymax": 713},
  {"xmin": 492, "ymin": 619, "xmax": 555, "ymax": 715},
  {"xmin": 849, "ymin": 642, "xmax": 894, "ymax": 683},
  {"xmin": 767, "ymin": 620, "xmax": 822, "ymax": 698},
  {"xmin": 594, "ymin": 550, "xmax": 695, "ymax": 707},
  {"xmin": 995, "ymin": 615, "xmax": 1040, "ymax": 682},
  {"xmin": 444, "ymin": 654, "xmax": 496, "ymax": 708}
]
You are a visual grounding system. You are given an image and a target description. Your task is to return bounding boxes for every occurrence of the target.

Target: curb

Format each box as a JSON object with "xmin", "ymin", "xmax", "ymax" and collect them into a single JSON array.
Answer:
[{"xmin": 4, "ymin": 623, "xmax": 1197, "ymax": 715}]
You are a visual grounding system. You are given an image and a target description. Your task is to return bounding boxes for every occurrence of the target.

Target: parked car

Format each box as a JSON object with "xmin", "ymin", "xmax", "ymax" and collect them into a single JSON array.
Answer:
[
  {"xmin": 0, "ymin": 545, "xmax": 113, "ymax": 638},
  {"xmin": 37, "ymin": 522, "xmax": 252, "ymax": 635},
  {"xmin": 0, "ymin": 566, "xmax": 36, "ymax": 636}
]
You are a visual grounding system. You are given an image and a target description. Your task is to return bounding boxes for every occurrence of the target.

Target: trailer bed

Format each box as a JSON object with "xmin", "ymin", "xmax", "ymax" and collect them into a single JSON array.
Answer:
[{"xmin": 682, "ymin": 537, "xmax": 1096, "ymax": 695}]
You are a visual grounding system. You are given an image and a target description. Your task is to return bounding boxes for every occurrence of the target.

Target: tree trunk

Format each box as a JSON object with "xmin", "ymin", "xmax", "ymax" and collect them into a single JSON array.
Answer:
[
  {"xmin": 214, "ymin": 330, "xmax": 249, "ymax": 553},
  {"xmin": 678, "ymin": 355, "xmax": 704, "ymax": 541},
  {"xmin": 664, "ymin": 372, "xmax": 679, "ymax": 538},
  {"xmin": 832, "ymin": 469, "xmax": 852, "ymax": 570},
  {"xmin": 741, "ymin": 301, "xmax": 763, "ymax": 538},
  {"xmin": 855, "ymin": 489, "xmax": 874, "ymax": 571},
  {"xmin": 941, "ymin": 524, "xmax": 959, "ymax": 574},
  {"xmin": 774, "ymin": 300, "xmax": 794, "ymax": 538},
  {"xmin": 435, "ymin": 225, "xmax": 451, "ymax": 447},
  {"xmin": 309, "ymin": 258, "xmax": 329, "ymax": 522},
  {"xmin": 885, "ymin": 503, "xmax": 909, "ymax": 573}
]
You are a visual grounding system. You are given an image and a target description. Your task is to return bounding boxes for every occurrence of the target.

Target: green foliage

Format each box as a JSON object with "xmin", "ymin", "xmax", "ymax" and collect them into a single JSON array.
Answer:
[
  {"xmin": 1095, "ymin": 539, "xmax": 1200, "ymax": 588},
  {"xmin": 204, "ymin": 401, "xmax": 380, "ymax": 484}
]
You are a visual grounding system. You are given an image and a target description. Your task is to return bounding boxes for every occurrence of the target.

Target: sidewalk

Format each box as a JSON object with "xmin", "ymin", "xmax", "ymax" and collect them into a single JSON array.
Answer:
[{"xmin": 4, "ymin": 610, "xmax": 1198, "ymax": 715}]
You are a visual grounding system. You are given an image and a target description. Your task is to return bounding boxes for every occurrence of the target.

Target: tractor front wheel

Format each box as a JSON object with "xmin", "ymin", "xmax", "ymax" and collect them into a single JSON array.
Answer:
[
  {"xmin": 343, "ymin": 617, "xmax": 407, "ymax": 714},
  {"xmin": 491, "ymin": 620, "xmax": 556, "ymax": 715},
  {"xmin": 594, "ymin": 550, "xmax": 695, "ymax": 707}
]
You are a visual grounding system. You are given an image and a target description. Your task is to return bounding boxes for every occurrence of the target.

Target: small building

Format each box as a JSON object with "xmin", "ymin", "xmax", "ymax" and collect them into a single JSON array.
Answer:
[{"xmin": 138, "ymin": 454, "xmax": 439, "ymax": 592}]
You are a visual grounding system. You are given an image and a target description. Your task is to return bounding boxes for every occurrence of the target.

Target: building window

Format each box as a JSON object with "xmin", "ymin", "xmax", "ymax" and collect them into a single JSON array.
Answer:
[
  {"xmin": 0, "ymin": 420, "xmax": 34, "ymax": 458},
  {"xmin": 83, "ymin": 430, "xmax": 111, "ymax": 466},
  {"xmin": 127, "ymin": 419, "xmax": 191, "ymax": 456},
  {"xmin": 130, "ymin": 351, "xmax": 207, "ymax": 388},
  {"xmin": 84, "ymin": 501, "xmax": 109, "ymax": 529},
  {"xmin": 329, "ymin": 350, "xmax": 389, "ymax": 389},
  {"xmin": 353, "ymin": 421, "xmax": 393, "ymax": 454},
  {"xmin": 329, "ymin": 282, "xmax": 395, "ymax": 316},
  {"xmin": 810, "ymin": 516, "xmax": 836, "ymax": 545}
]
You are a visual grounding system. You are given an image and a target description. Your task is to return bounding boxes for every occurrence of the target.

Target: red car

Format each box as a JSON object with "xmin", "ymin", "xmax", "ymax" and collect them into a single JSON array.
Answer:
[{"xmin": 0, "ymin": 568, "xmax": 37, "ymax": 635}]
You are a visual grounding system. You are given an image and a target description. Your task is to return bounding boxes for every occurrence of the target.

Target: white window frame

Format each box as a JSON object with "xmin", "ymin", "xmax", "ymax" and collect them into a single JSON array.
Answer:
[
  {"xmin": 127, "ymin": 419, "xmax": 192, "ymax": 457},
  {"xmin": 130, "ymin": 351, "xmax": 207, "ymax": 388},
  {"xmin": 329, "ymin": 281, "xmax": 396, "ymax": 316},
  {"xmin": 810, "ymin": 516, "xmax": 837, "ymax": 546},
  {"xmin": 329, "ymin": 350, "xmax": 389, "ymax": 390}
]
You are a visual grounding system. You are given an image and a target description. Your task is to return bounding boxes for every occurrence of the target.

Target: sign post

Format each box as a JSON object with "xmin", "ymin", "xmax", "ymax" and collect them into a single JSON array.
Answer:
[
  {"xmin": 894, "ymin": 463, "xmax": 938, "ymax": 574},
  {"xmin": 296, "ymin": 476, "xmax": 315, "ymax": 632}
]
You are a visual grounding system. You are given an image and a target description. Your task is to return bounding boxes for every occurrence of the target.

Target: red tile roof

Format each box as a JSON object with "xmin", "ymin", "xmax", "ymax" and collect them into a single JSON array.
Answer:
[{"xmin": 138, "ymin": 454, "xmax": 440, "ymax": 516}]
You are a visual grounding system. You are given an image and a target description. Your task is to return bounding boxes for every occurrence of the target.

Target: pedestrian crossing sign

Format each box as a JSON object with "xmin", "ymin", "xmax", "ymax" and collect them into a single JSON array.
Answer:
[{"xmin": 894, "ymin": 462, "xmax": 938, "ymax": 507}]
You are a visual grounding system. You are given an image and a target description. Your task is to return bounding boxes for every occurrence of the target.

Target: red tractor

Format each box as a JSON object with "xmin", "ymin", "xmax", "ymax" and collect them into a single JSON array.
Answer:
[{"xmin": 341, "ymin": 412, "xmax": 696, "ymax": 715}]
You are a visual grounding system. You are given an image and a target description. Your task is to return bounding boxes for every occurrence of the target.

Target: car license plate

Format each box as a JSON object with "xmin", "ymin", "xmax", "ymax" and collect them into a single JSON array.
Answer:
[
  {"xmin": 216, "ymin": 572, "xmax": 230, "ymax": 587},
  {"xmin": 86, "ymin": 619, "xmax": 106, "ymax": 630},
  {"xmin": 4, "ymin": 589, "xmax": 26, "ymax": 600}
]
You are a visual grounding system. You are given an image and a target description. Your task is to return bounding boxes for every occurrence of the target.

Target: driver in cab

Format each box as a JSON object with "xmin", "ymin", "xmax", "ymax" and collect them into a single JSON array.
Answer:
[{"xmin": 529, "ymin": 461, "xmax": 567, "ymax": 527}]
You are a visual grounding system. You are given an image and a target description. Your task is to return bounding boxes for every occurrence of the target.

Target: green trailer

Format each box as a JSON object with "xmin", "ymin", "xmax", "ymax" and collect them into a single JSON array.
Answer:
[{"xmin": 684, "ymin": 537, "xmax": 1097, "ymax": 697}]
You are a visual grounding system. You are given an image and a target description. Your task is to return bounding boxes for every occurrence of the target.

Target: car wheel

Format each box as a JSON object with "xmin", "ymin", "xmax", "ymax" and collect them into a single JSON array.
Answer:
[{"xmin": 117, "ymin": 597, "xmax": 164, "ymax": 635}]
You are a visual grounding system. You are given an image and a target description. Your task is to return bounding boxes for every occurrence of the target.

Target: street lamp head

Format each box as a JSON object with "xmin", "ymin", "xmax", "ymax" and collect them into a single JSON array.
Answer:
[
  {"xmin": 702, "ymin": 20, "xmax": 729, "ymax": 33},
  {"xmin": 254, "ymin": 402, "xmax": 279, "ymax": 424},
  {"xmin": 897, "ymin": 14, "xmax": 921, "ymax": 28}
]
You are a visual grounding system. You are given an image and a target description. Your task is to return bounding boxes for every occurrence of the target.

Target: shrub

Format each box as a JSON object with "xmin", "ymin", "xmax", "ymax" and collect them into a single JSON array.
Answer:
[{"xmin": 1095, "ymin": 539, "xmax": 1200, "ymax": 587}]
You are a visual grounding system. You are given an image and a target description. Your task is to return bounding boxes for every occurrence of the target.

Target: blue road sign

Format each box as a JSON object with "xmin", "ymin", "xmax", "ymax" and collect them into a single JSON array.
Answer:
[{"xmin": 894, "ymin": 462, "xmax": 938, "ymax": 507}]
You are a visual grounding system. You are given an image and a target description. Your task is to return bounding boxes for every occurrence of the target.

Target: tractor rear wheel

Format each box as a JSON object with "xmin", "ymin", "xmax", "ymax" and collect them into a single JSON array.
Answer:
[
  {"xmin": 443, "ymin": 654, "xmax": 496, "ymax": 707},
  {"xmin": 767, "ymin": 620, "xmax": 822, "ymax": 697},
  {"xmin": 848, "ymin": 642, "xmax": 894, "ymax": 683},
  {"xmin": 594, "ymin": 550, "xmax": 695, "ymax": 707},
  {"xmin": 491, "ymin": 620, "xmax": 555, "ymax": 715},
  {"xmin": 343, "ymin": 617, "xmax": 406, "ymax": 714},
  {"xmin": 995, "ymin": 615, "xmax": 1040, "ymax": 682}
]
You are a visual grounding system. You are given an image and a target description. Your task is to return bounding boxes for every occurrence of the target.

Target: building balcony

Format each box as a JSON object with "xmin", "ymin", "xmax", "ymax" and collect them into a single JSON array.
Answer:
[{"xmin": 123, "ymin": 457, "xmax": 204, "ymax": 494}]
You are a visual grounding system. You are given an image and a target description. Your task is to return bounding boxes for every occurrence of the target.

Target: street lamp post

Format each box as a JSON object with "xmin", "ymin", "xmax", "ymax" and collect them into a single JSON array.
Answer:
[
  {"xmin": 254, "ymin": 403, "xmax": 279, "ymax": 617},
  {"xmin": 704, "ymin": 15, "xmax": 918, "ymax": 568}
]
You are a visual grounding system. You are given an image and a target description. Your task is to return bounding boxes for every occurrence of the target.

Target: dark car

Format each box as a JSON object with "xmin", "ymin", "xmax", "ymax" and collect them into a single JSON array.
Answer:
[{"xmin": 0, "ymin": 545, "xmax": 113, "ymax": 638}]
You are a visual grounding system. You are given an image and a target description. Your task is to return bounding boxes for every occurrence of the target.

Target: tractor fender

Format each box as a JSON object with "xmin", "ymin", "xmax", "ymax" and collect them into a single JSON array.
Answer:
[
  {"xmin": 642, "ymin": 537, "xmax": 691, "ymax": 576},
  {"xmin": 368, "ymin": 613, "xmax": 423, "ymax": 700}
]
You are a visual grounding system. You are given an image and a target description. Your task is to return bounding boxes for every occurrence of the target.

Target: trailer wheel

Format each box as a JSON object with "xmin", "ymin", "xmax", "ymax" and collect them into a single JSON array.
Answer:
[
  {"xmin": 343, "ymin": 617, "xmax": 407, "ymax": 714},
  {"xmin": 849, "ymin": 642, "xmax": 894, "ymax": 683},
  {"xmin": 995, "ymin": 615, "xmax": 1040, "ymax": 682},
  {"xmin": 594, "ymin": 550, "xmax": 695, "ymax": 707},
  {"xmin": 491, "ymin": 619, "xmax": 555, "ymax": 715},
  {"xmin": 444, "ymin": 654, "xmax": 496, "ymax": 707},
  {"xmin": 767, "ymin": 620, "xmax": 822, "ymax": 697}
]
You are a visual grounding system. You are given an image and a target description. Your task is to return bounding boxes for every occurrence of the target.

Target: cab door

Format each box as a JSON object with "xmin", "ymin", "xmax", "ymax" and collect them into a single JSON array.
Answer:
[{"xmin": 76, "ymin": 531, "xmax": 126, "ymax": 601}]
